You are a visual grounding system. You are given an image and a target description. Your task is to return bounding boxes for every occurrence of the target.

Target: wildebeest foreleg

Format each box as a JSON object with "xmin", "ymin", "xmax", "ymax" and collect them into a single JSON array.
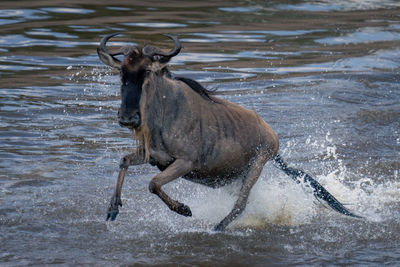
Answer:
[
  {"xmin": 148, "ymin": 159, "xmax": 194, "ymax": 217},
  {"xmin": 106, "ymin": 152, "xmax": 146, "ymax": 221},
  {"xmin": 213, "ymin": 153, "xmax": 268, "ymax": 232}
]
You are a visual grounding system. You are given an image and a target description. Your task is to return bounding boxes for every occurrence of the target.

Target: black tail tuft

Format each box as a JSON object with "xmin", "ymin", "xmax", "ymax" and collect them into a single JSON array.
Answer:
[{"xmin": 273, "ymin": 153, "xmax": 362, "ymax": 219}]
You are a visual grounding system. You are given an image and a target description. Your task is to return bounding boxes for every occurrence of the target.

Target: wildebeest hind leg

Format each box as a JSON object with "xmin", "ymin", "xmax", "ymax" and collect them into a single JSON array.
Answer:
[
  {"xmin": 213, "ymin": 152, "xmax": 268, "ymax": 232},
  {"xmin": 149, "ymin": 159, "xmax": 194, "ymax": 216},
  {"xmin": 107, "ymin": 152, "xmax": 146, "ymax": 221}
]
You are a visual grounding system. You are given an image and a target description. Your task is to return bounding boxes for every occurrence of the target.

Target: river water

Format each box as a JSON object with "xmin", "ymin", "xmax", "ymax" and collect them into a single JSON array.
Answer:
[{"xmin": 0, "ymin": 0, "xmax": 399, "ymax": 266}]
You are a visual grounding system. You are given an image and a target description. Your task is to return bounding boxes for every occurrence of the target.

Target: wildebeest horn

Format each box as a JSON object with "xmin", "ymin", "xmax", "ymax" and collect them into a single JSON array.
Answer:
[
  {"xmin": 97, "ymin": 33, "xmax": 133, "ymax": 69},
  {"xmin": 142, "ymin": 34, "xmax": 181, "ymax": 62}
]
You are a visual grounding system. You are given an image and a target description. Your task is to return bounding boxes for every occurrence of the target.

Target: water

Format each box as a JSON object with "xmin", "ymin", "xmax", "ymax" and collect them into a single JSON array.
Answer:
[{"xmin": 0, "ymin": 0, "xmax": 399, "ymax": 265}]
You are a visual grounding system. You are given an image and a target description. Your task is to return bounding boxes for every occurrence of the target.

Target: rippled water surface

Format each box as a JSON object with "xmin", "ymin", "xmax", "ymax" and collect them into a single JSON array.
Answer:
[{"xmin": 1, "ymin": 0, "xmax": 399, "ymax": 266}]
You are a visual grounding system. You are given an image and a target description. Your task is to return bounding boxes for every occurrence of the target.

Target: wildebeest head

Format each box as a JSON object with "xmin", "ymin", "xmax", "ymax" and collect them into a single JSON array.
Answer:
[{"xmin": 97, "ymin": 33, "xmax": 181, "ymax": 129}]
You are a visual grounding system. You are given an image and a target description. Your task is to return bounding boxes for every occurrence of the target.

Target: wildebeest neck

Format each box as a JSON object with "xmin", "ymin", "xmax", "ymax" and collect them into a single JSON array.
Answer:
[{"xmin": 174, "ymin": 76, "xmax": 216, "ymax": 103}]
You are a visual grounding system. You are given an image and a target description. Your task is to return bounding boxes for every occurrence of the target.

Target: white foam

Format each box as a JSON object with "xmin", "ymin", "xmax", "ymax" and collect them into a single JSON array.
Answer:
[{"xmin": 174, "ymin": 143, "xmax": 398, "ymax": 230}]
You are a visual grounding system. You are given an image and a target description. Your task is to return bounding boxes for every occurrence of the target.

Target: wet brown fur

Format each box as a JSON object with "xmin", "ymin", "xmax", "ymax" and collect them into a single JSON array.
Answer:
[{"xmin": 140, "ymin": 61, "xmax": 279, "ymax": 179}]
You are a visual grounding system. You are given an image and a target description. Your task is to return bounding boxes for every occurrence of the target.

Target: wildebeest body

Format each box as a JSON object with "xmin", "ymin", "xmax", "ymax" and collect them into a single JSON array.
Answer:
[
  {"xmin": 142, "ymin": 69, "xmax": 279, "ymax": 187},
  {"xmin": 97, "ymin": 33, "xmax": 361, "ymax": 231}
]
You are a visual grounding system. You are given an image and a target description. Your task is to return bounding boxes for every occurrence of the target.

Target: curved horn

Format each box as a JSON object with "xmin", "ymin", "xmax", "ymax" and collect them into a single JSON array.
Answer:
[
  {"xmin": 97, "ymin": 33, "xmax": 122, "ymax": 69},
  {"xmin": 142, "ymin": 34, "xmax": 181, "ymax": 61}
]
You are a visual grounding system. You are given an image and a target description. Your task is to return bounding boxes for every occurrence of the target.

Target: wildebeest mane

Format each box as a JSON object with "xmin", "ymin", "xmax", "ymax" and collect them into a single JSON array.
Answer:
[{"xmin": 174, "ymin": 76, "xmax": 217, "ymax": 103}]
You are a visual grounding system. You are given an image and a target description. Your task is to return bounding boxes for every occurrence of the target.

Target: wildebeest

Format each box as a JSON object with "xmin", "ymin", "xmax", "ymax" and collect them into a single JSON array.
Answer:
[{"xmin": 97, "ymin": 33, "xmax": 361, "ymax": 231}]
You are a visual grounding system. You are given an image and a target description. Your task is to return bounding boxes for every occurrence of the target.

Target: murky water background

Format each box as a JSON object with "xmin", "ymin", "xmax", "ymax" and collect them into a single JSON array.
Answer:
[{"xmin": 1, "ymin": 0, "xmax": 399, "ymax": 265}]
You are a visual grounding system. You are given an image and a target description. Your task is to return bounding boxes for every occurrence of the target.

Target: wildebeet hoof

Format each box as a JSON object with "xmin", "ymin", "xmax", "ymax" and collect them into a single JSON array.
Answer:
[
  {"xmin": 212, "ymin": 222, "xmax": 225, "ymax": 232},
  {"xmin": 176, "ymin": 203, "xmax": 192, "ymax": 217}
]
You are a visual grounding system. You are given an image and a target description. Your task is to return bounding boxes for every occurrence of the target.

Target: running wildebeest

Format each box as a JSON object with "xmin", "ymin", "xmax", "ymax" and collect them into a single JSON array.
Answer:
[{"xmin": 97, "ymin": 33, "xmax": 361, "ymax": 231}]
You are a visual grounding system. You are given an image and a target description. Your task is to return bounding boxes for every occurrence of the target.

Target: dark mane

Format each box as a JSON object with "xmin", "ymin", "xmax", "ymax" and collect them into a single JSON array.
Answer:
[{"xmin": 175, "ymin": 76, "xmax": 217, "ymax": 102}]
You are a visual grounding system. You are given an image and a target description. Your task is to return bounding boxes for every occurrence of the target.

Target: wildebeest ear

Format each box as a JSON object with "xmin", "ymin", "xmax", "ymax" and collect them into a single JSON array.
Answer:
[
  {"xmin": 142, "ymin": 35, "xmax": 181, "ymax": 64},
  {"xmin": 142, "ymin": 46, "xmax": 168, "ymax": 63},
  {"xmin": 97, "ymin": 33, "xmax": 124, "ymax": 69},
  {"xmin": 157, "ymin": 55, "xmax": 173, "ymax": 64},
  {"xmin": 97, "ymin": 48, "xmax": 122, "ymax": 69}
]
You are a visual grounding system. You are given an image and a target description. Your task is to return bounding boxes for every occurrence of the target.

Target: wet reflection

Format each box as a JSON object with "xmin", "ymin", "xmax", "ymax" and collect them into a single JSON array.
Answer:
[
  {"xmin": 317, "ymin": 26, "xmax": 400, "ymax": 45},
  {"xmin": 276, "ymin": 0, "xmax": 400, "ymax": 11},
  {"xmin": 0, "ymin": 9, "xmax": 49, "ymax": 25}
]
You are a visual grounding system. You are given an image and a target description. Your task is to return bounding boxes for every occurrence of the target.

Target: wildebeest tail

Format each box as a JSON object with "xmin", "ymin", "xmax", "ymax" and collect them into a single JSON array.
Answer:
[{"xmin": 273, "ymin": 153, "xmax": 362, "ymax": 218}]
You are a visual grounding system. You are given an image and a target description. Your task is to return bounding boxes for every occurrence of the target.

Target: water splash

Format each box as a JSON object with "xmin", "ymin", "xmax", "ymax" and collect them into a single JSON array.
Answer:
[{"xmin": 149, "ymin": 132, "xmax": 398, "ymax": 232}]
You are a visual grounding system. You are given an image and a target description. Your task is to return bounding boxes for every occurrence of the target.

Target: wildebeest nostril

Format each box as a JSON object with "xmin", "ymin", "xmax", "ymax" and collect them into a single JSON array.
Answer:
[
  {"xmin": 132, "ymin": 113, "xmax": 140, "ymax": 121},
  {"xmin": 118, "ymin": 112, "xmax": 141, "ymax": 128}
]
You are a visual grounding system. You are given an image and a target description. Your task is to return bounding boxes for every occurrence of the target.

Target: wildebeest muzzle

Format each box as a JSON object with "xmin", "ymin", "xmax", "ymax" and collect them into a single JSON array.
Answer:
[{"xmin": 118, "ymin": 110, "xmax": 141, "ymax": 129}]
